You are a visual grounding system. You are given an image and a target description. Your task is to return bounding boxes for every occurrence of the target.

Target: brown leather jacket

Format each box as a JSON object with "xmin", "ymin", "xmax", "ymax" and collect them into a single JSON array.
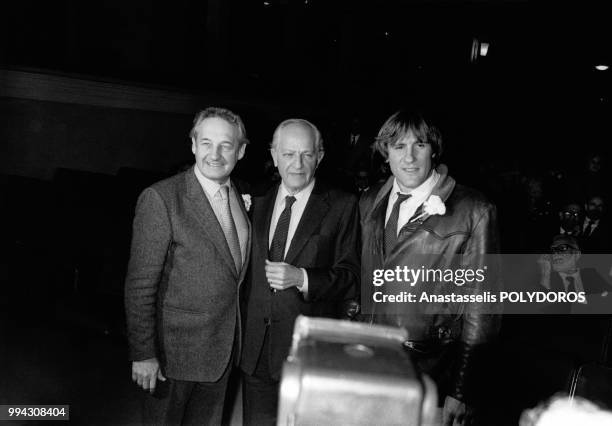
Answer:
[{"xmin": 359, "ymin": 165, "xmax": 501, "ymax": 403}]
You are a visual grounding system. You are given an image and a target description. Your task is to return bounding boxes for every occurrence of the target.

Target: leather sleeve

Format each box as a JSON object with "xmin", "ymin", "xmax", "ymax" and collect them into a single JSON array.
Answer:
[{"xmin": 452, "ymin": 201, "xmax": 502, "ymax": 402}]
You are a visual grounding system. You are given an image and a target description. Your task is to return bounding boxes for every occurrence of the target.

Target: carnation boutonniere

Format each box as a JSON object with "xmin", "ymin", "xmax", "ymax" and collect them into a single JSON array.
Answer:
[
  {"xmin": 242, "ymin": 194, "xmax": 252, "ymax": 212},
  {"xmin": 411, "ymin": 195, "xmax": 446, "ymax": 223}
]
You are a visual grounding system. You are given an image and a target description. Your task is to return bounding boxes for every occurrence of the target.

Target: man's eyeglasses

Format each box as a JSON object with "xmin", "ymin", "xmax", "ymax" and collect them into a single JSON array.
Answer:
[
  {"xmin": 560, "ymin": 211, "xmax": 580, "ymax": 218},
  {"xmin": 550, "ymin": 244, "xmax": 577, "ymax": 253}
]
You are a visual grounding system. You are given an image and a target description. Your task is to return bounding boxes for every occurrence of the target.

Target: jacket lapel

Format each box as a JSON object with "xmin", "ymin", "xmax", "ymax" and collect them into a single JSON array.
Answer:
[
  {"xmin": 400, "ymin": 164, "xmax": 456, "ymax": 232},
  {"xmin": 185, "ymin": 170, "xmax": 237, "ymax": 278},
  {"xmin": 231, "ymin": 181, "xmax": 252, "ymax": 285},
  {"xmin": 284, "ymin": 180, "xmax": 330, "ymax": 266},
  {"xmin": 254, "ymin": 184, "xmax": 279, "ymax": 262},
  {"xmin": 369, "ymin": 177, "xmax": 394, "ymax": 254}
]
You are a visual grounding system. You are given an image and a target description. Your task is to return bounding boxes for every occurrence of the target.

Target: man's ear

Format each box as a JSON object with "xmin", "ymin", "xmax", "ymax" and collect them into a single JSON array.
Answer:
[
  {"xmin": 270, "ymin": 148, "xmax": 278, "ymax": 168},
  {"xmin": 316, "ymin": 150, "xmax": 325, "ymax": 167},
  {"xmin": 237, "ymin": 143, "xmax": 246, "ymax": 160},
  {"xmin": 191, "ymin": 138, "xmax": 196, "ymax": 155}
]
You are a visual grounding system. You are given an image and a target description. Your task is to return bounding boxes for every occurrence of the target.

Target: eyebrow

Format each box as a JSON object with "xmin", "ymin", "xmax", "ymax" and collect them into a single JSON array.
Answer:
[{"xmin": 200, "ymin": 137, "xmax": 234, "ymax": 143}]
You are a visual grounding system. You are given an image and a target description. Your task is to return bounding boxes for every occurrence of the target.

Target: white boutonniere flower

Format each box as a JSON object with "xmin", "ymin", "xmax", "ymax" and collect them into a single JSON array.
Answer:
[
  {"xmin": 242, "ymin": 194, "xmax": 252, "ymax": 211},
  {"xmin": 411, "ymin": 195, "xmax": 446, "ymax": 222}
]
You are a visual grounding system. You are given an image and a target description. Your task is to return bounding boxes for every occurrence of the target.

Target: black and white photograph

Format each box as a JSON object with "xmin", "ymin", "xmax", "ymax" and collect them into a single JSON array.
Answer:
[{"xmin": 1, "ymin": 1, "xmax": 611, "ymax": 425}]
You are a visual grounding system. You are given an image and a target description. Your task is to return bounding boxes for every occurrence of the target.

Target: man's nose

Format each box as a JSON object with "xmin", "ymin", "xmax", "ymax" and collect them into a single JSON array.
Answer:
[
  {"xmin": 402, "ymin": 147, "xmax": 414, "ymax": 163},
  {"xmin": 210, "ymin": 145, "xmax": 222, "ymax": 159},
  {"xmin": 294, "ymin": 154, "xmax": 303, "ymax": 168}
]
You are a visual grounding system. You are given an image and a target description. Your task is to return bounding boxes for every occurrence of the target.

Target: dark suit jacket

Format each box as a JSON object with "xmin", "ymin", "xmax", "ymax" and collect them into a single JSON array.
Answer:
[
  {"xmin": 240, "ymin": 180, "xmax": 360, "ymax": 379},
  {"xmin": 581, "ymin": 220, "xmax": 611, "ymax": 254},
  {"xmin": 125, "ymin": 168, "xmax": 251, "ymax": 382}
]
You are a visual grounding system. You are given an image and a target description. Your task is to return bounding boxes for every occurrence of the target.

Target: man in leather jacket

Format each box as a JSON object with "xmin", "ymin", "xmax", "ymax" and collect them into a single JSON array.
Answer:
[{"xmin": 359, "ymin": 109, "xmax": 501, "ymax": 425}]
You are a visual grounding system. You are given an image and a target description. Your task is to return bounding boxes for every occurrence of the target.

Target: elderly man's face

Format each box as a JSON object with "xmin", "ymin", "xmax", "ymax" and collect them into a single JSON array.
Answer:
[
  {"xmin": 271, "ymin": 123, "xmax": 324, "ymax": 194},
  {"xmin": 551, "ymin": 244, "xmax": 580, "ymax": 273},
  {"xmin": 387, "ymin": 130, "xmax": 433, "ymax": 192},
  {"xmin": 191, "ymin": 117, "xmax": 245, "ymax": 184}
]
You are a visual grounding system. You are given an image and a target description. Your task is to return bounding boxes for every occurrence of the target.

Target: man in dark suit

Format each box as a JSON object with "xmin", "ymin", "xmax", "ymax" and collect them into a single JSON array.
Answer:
[
  {"xmin": 505, "ymin": 235, "xmax": 612, "ymax": 411},
  {"xmin": 329, "ymin": 116, "xmax": 375, "ymax": 192},
  {"xmin": 125, "ymin": 107, "xmax": 251, "ymax": 425},
  {"xmin": 240, "ymin": 118, "xmax": 360, "ymax": 425},
  {"xmin": 581, "ymin": 195, "xmax": 610, "ymax": 254}
]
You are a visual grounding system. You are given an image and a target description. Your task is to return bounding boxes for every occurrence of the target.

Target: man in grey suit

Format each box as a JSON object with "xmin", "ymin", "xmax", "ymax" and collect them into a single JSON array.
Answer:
[{"xmin": 125, "ymin": 107, "xmax": 251, "ymax": 425}]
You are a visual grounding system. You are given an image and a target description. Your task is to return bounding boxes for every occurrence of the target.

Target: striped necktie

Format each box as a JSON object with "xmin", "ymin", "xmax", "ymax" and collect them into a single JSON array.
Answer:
[
  {"xmin": 269, "ymin": 196, "xmax": 296, "ymax": 262},
  {"xmin": 215, "ymin": 186, "xmax": 242, "ymax": 273}
]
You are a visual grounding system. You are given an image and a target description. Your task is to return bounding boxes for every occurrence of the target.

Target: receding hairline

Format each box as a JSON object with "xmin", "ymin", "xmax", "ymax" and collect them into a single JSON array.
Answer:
[
  {"xmin": 189, "ymin": 107, "xmax": 248, "ymax": 145},
  {"xmin": 271, "ymin": 118, "xmax": 323, "ymax": 151}
]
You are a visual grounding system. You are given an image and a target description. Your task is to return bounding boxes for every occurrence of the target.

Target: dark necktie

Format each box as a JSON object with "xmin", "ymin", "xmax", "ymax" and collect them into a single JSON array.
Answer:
[
  {"xmin": 566, "ymin": 276, "xmax": 576, "ymax": 293},
  {"xmin": 384, "ymin": 192, "xmax": 411, "ymax": 256},
  {"xmin": 215, "ymin": 186, "xmax": 242, "ymax": 273},
  {"xmin": 584, "ymin": 220, "xmax": 595, "ymax": 237},
  {"xmin": 269, "ymin": 196, "xmax": 297, "ymax": 262}
]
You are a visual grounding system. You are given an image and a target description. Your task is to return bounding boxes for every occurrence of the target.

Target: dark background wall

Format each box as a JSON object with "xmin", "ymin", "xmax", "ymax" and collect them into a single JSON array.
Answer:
[{"xmin": 0, "ymin": 96, "xmax": 192, "ymax": 180}]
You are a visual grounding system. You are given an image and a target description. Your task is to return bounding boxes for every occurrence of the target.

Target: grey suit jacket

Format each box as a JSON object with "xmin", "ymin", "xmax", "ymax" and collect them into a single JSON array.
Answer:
[{"xmin": 125, "ymin": 167, "xmax": 251, "ymax": 382}]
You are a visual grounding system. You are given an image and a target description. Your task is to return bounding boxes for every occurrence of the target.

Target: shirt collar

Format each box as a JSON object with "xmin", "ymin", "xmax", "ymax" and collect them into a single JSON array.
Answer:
[
  {"xmin": 559, "ymin": 270, "xmax": 579, "ymax": 279},
  {"xmin": 586, "ymin": 217, "xmax": 600, "ymax": 226},
  {"xmin": 193, "ymin": 165, "xmax": 230, "ymax": 198},
  {"xmin": 279, "ymin": 178, "xmax": 316, "ymax": 202},
  {"xmin": 392, "ymin": 169, "xmax": 439, "ymax": 198}
]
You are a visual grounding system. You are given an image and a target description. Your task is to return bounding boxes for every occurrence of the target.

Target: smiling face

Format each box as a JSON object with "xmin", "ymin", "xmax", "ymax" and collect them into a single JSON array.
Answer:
[
  {"xmin": 387, "ymin": 130, "xmax": 433, "ymax": 192},
  {"xmin": 191, "ymin": 117, "xmax": 245, "ymax": 184},
  {"xmin": 271, "ymin": 123, "xmax": 324, "ymax": 194}
]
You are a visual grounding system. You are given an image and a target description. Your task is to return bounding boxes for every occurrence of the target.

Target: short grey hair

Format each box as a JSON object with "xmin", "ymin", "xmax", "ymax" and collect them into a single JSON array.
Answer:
[
  {"xmin": 189, "ymin": 107, "xmax": 249, "ymax": 146},
  {"xmin": 270, "ymin": 118, "xmax": 324, "ymax": 152}
]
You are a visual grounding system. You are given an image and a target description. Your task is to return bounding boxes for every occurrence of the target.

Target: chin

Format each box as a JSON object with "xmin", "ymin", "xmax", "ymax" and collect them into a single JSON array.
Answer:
[
  {"xmin": 287, "ymin": 179, "xmax": 306, "ymax": 191},
  {"xmin": 204, "ymin": 170, "xmax": 229, "ymax": 182}
]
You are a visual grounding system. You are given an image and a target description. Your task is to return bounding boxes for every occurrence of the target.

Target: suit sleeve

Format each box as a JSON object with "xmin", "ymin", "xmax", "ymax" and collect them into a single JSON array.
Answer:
[
  {"xmin": 124, "ymin": 187, "xmax": 172, "ymax": 361},
  {"xmin": 303, "ymin": 195, "xmax": 360, "ymax": 303},
  {"xmin": 453, "ymin": 201, "xmax": 502, "ymax": 403}
]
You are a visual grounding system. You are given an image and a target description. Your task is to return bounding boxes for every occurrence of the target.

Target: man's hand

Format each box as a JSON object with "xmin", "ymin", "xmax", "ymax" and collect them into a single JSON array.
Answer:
[
  {"xmin": 442, "ymin": 395, "xmax": 470, "ymax": 426},
  {"xmin": 132, "ymin": 357, "xmax": 166, "ymax": 394},
  {"xmin": 537, "ymin": 254, "xmax": 552, "ymax": 289},
  {"xmin": 265, "ymin": 260, "xmax": 303, "ymax": 291}
]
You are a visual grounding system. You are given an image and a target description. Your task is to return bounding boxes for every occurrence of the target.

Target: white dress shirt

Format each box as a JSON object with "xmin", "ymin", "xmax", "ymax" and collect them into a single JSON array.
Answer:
[
  {"xmin": 193, "ymin": 166, "xmax": 248, "ymax": 263},
  {"xmin": 268, "ymin": 179, "xmax": 316, "ymax": 294},
  {"xmin": 558, "ymin": 271, "xmax": 586, "ymax": 303},
  {"xmin": 385, "ymin": 170, "xmax": 440, "ymax": 235}
]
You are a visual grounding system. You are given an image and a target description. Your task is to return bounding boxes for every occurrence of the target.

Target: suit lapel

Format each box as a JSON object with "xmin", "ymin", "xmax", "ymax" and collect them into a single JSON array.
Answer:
[
  {"xmin": 254, "ymin": 184, "xmax": 279, "ymax": 262},
  {"xmin": 232, "ymin": 181, "xmax": 252, "ymax": 284},
  {"xmin": 185, "ymin": 170, "xmax": 237, "ymax": 278},
  {"xmin": 369, "ymin": 177, "xmax": 394, "ymax": 254},
  {"xmin": 399, "ymin": 165, "xmax": 456, "ymax": 233},
  {"xmin": 284, "ymin": 181, "xmax": 330, "ymax": 266}
]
